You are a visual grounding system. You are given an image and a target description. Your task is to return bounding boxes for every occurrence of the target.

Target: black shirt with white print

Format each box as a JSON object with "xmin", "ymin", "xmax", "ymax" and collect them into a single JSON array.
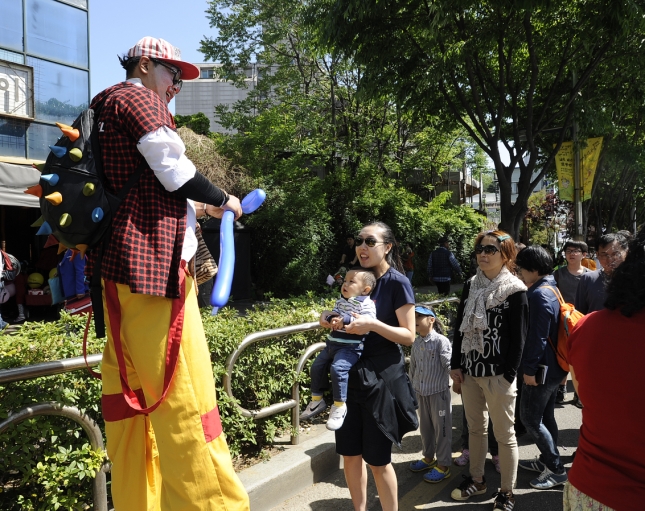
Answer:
[{"xmin": 451, "ymin": 279, "xmax": 529, "ymax": 383}]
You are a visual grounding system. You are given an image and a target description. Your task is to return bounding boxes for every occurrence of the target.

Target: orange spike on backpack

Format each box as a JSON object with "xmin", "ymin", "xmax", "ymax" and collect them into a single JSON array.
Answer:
[{"xmin": 25, "ymin": 184, "xmax": 43, "ymax": 198}]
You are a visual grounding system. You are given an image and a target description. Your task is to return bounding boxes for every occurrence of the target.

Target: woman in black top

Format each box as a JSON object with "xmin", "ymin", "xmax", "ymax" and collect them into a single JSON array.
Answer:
[
  {"xmin": 320, "ymin": 221, "xmax": 416, "ymax": 511},
  {"xmin": 449, "ymin": 230, "xmax": 528, "ymax": 511}
]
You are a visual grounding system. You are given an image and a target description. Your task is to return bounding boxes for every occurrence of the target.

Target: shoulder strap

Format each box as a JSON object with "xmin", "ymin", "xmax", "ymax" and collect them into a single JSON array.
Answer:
[{"xmin": 543, "ymin": 285, "xmax": 565, "ymax": 306}]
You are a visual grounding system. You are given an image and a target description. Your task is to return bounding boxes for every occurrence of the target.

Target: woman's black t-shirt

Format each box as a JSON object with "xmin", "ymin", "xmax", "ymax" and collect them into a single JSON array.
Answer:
[{"xmin": 362, "ymin": 267, "xmax": 415, "ymax": 357}]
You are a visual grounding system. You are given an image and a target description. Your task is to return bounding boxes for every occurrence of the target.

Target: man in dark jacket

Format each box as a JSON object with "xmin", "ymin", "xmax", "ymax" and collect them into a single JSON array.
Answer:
[
  {"xmin": 427, "ymin": 236, "xmax": 462, "ymax": 295},
  {"xmin": 515, "ymin": 246, "xmax": 568, "ymax": 490}
]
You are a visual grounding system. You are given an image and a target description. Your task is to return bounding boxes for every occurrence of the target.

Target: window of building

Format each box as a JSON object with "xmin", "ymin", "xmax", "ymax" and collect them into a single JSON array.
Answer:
[
  {"xmin": 28, "ymin": 122, "xmax": 61, "ymax": 160},
  {"xmin": 27, "ymin": 57, "xmax": 88, "ymax": 125},
  {"xmin": 0, "ymin": 118, "xmax": 27, "ymax": 158},
  {"xmin": 511, "ymin": 182, "xmax": 518, "ymax": 194},
  {"xmin": 201, "ymin": 68, "xmax": 215, "ymax": 79},
  {"xmin": 0, "ymin": 49, "xmax": 25, "ymax": 65},
  {"xmin": 0, "ymin": 0, "xmax": 23, "ymax": 51},
  {"xmin": 26, "ymin": 0, "xmax": 89, "ymax": 67},
  {"xmin": 58, "ymin": 0, "xmax": 87, "ymax": 8}
]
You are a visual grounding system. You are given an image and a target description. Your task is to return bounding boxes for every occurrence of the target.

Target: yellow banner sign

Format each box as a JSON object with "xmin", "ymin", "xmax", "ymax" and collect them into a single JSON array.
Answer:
[{"xmin": 554, "ymin": 137, "xmax": 603, "ymax": 202}]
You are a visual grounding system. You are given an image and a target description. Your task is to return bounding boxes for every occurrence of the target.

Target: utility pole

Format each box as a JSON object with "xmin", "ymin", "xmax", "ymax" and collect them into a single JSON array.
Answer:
[{"xmin": 572, "ymin": 71, "xmax": 584, "ymax": 241}]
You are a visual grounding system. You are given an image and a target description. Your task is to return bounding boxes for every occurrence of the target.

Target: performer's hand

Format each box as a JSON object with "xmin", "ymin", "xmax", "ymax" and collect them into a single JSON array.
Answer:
[
  {"xmin": 205, "ymin": 195, "xmax": 243, "ymax": 221},
  {"xmin": 453, "ymin": 381, "xmax": 462, "ymax": 394}
]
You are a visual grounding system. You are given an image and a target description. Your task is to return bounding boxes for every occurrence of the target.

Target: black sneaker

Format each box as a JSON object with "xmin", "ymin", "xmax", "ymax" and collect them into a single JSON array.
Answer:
[
  {"xmin": 556, "ymin": 384, "xmax": 567, "ymax": 403},
  {"xmin": 492, "ymin": 490, "xmax": 515, "ymax": 511},
  {"xmin": 572, "ymin": 392, "xmax": 584, "ymax": 409}
]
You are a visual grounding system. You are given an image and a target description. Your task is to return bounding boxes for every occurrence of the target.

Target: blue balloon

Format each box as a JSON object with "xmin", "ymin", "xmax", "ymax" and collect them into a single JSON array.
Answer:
[
  {"xmin": 41, "ymin": 173, "xmax": 60, "ymax": 186},
  {"xmin": 210, "ymin": 189, "xmax": 266, "ymax": 314}
]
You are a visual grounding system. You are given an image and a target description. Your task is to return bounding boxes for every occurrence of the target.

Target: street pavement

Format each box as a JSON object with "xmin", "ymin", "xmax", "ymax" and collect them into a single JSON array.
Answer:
[{"xmin": 271, "ymin": 379, "xmax": 581, "ymax": 511}]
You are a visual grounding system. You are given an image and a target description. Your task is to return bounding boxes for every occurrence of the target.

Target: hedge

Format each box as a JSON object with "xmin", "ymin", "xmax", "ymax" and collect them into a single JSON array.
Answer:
[{"xmin": 0, "ymin": 291, "xmax": 458, "ymax": 509}]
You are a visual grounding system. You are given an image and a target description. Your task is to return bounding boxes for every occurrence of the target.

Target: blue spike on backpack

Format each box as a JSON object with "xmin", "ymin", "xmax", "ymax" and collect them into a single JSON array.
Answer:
[
  {"xmin": 49, "ymin": 145, "xmax": 67, "ymax": 158},
  {"xmin": 92, "ymin": 207, "xmax": 104, "ymax": 223},
  {"xmin": 41, "ymin": 174, "xmax": 60, "ymax": 186},
  {"xmin": 36, "ymin": 221, "xmax": 53, "ymax": 236}
]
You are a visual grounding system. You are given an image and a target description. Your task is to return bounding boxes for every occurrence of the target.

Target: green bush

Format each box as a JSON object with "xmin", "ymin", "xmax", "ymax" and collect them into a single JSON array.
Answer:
[
  {"xmin": 0, "ymin": 297, "xmax": 333, "ymax": 509},
  {"xmin": 0, "ymin": 292, "xmax": 460, "ymax": 509}
]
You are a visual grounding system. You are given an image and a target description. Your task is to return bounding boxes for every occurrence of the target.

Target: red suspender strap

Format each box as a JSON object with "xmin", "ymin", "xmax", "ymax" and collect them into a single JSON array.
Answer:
[{"xmin": 104, "ymin": 266, "xmax": 186, "ymax": 415}]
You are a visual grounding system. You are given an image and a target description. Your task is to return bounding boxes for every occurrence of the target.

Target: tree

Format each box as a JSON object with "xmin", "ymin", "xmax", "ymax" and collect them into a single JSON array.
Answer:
[
  {"xmin": 196, "ymin": 0, "xmax": 486, "ymax": 294},
  {"xmin": 320, "ymin": 0, "xmax": 645, "ymax": 239}
]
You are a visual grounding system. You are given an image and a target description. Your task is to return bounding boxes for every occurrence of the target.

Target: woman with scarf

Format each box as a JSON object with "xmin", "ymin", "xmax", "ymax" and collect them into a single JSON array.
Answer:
[{"xmin": 449, "ymin": 230, "xmax": 528, "ymax": 511}]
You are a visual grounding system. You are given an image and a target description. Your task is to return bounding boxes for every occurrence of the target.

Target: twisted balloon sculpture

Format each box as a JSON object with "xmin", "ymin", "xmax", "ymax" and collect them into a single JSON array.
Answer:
[{"xmin": 210, "ymin": 189, "xmax": 266, "ymax": 314}]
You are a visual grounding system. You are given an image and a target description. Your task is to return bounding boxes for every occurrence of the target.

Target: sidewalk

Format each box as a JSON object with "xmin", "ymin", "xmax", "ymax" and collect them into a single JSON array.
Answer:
[{"xmin": 238, "ymin": 379, "xmax": 581, "ymax": 511}]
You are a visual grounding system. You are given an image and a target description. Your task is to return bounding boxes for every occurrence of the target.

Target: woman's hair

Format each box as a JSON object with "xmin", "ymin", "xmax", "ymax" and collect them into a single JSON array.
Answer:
[
  {"xmin": 363, "ymin": 221, "xmax": 404, "ymax": 273},
  {"xmin": 416, "ymin": 304, "xmax": 446, "ymax": 335},
  {"xmin": 515, "ymin": 246, "xmax": 553, "ymax": 276},
  {"xmin": 605, "ymin": 227, "xmax": 645, "ymax": 317},
  {"xmin": 474, "ymin": 230, "xmax": 517, "ymax": 269}
]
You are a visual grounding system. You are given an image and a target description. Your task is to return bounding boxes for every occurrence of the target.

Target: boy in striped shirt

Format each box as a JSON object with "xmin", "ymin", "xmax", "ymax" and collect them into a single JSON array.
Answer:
[{"xmin": 301, "ymin": 268, "xmax": 377, "ymax": 430}]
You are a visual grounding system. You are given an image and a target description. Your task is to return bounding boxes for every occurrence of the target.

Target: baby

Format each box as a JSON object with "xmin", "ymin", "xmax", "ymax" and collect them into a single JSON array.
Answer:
[{"xmin": 301, "ymin": 268, "xmax": 377, "ymax": 430}]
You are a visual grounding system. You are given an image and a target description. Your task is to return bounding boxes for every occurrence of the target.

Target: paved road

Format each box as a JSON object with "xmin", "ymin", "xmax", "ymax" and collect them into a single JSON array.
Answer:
[{"xmin": 272, "ymin": 379, "xmax": 581, "ymax": 511}]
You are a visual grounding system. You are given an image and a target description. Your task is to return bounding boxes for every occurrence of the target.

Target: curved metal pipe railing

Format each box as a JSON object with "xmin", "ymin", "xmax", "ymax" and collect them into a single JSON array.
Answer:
[
  {"xmin": 0, "ymin": 402, "xmax": 108, "ymax": 511},
  {"xmin": 222, "ymin": 295, "xmax": 460, "ymax": 445}
]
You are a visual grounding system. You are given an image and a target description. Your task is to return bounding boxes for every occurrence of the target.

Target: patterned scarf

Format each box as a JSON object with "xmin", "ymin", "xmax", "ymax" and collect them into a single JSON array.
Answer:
[{"xmin": 459, "ymin": 266, "xmax": 527, "ymax": 354}]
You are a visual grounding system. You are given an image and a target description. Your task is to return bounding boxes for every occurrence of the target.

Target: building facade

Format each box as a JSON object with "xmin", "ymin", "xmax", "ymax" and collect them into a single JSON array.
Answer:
[
  {"xmin": 175, "ymin": 63, "xmax": 258, "ymax": 133},
  {"xmin": 0, "ymin": 0, "xmax": 90, "ymax": 255}
]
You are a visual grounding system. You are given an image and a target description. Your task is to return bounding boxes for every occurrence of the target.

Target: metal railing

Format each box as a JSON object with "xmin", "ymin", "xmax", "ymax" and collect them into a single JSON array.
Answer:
[
  {"xmin": 0, "ymin": 294, "xmax": 460, "ymax": 505},
  {"xmin": 222, "ymin": 296, "xmax": 461, "ymax": 445},
  {"xmin": 223, "ymin": 321, "xmax": 325, "ymax": 445},
  {"xmin": 0, "ymin": 355, "xmax": 108, "ymax": 511}
]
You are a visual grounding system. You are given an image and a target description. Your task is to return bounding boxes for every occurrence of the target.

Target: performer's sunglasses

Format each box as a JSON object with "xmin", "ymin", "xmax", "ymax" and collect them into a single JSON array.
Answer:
[
  {"xmin": 150, "ymin": 58, "xmax": 183, "ymax": 91},
  {"xmin": 475, "ymin": 244, "xmax": 500, "ymax": 255},
  {"xmin": 355, "ymin": 236, "xmax": 385, "ymax": 248}
]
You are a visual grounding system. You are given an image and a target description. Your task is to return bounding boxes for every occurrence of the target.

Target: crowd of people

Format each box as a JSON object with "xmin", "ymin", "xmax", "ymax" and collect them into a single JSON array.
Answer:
[{"xmin": 313, "ymin": 225, "xmax": 642, "ymax": 511}]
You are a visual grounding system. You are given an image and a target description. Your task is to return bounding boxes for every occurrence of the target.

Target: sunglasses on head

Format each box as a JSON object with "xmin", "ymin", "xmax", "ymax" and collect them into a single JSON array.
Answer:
[
  {"xmin": 355, "ymin": 236, "xmax": 386, "ymax": 248},
  {"xmin": 475, "ymin": 244, "xmax": 500, "ymax": 255},
  {"xmin": 150, "ymin": 58, "xmax": 183, "ymax": 91}
]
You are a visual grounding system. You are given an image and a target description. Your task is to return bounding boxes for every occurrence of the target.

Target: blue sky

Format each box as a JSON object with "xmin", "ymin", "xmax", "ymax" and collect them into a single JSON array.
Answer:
[{"xmin": 89, "ymin": 0, "xmax": 217, "ymax": 112}]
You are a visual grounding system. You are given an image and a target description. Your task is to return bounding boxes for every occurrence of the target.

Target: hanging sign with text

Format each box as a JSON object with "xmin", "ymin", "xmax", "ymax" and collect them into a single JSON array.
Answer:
[
  {"xmin": 0, "ymin": 60, "xmax": 34, "ymax": 120},
  {"xmin": 554, "ymin": 137, "xmax": 603, "ymax": 201}
]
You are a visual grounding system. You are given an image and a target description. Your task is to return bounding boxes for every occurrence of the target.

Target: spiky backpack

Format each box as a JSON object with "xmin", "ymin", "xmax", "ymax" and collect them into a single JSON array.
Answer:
[
  {"xmin": 27, "ymin": 92, "xmax": 145, "ymax": 338},
  {"xmin": 29, "ymin": 95, "xmax": 144, "ymax": 258}
]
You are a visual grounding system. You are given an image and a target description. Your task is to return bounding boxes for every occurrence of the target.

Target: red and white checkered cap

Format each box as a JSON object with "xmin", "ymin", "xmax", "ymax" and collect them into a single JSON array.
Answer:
[{"xmin": 127, "ymin": 36, "xmax": 199, "ymax": 80}]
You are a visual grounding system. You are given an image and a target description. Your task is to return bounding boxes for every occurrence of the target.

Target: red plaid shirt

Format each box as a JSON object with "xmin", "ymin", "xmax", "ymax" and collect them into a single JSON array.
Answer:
[{"xmin": 87, "ymin": 82, "xmax": 186, "ymax": 298}]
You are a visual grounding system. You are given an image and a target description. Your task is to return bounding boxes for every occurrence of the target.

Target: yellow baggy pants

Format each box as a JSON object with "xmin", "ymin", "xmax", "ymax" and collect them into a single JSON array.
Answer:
[{"xmin": 101, "ymin": 272, "xmax": 249, "ymax": 511}]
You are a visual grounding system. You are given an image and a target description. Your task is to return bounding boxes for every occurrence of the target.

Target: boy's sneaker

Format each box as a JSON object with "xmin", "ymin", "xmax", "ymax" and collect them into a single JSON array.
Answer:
[
  {"xmin": 491, "ymin": 455, "xmax": 501, "ymax": 474},
  {"xmin": 530, "ymin": 466, "xmax": 568, "ymax": 489},
  {"xmin": 300, "ymin": 398, "xmax": 327, "ymax": 420},
  {"xmin": 454, "ymin": 448, "xmax": 470, "ymax": 466},
  {"xmin": 409, "ymin": 458, "xmax": 437, "ymax": 472},
  {"xmin": 326, "ymin": 404, "xmax": 347, "ymax": 430},
  {"xmin": 424, "ymin": 466, "xmax": 451, "ymax": 483},
  {"xmin": 450, "ymin": 475, "xmax": 487, "ymax": 501},
  {"xmin": 556, "ymin": 384, "xmax": 567, "ymax": 403},
  {"xmin": 492, "ymin": 490, "xmax": 515, "ymax": 511},
  {"xmin": 518, "ymin": 457, "xmax": 546, "ymax": 473}
]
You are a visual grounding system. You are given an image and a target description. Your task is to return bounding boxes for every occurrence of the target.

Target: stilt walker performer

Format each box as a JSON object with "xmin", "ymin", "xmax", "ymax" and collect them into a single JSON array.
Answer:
[{"xmin": 88, "ymin": 36, "xmax": 250, "ymax": 510}]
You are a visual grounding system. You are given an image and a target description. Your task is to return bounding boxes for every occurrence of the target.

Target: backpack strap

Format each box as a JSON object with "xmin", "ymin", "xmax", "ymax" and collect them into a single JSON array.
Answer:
[
  {"xmin": 543, "ymin": 285, "xmax": 565, "ymax": 306},
  {"xmin": 88, "ymin": 87, "xmax": 147, "ymax": 340}
]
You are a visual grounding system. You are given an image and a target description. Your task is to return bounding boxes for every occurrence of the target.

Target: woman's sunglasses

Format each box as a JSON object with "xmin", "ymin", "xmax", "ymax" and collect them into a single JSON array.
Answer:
[
  {"xmin": 355, "ymin": 236, "xmax": 386, "ymax": 248},
  {"xmin": 475, "ymin": 244, "xmax": 500, "ymax": 255}
]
